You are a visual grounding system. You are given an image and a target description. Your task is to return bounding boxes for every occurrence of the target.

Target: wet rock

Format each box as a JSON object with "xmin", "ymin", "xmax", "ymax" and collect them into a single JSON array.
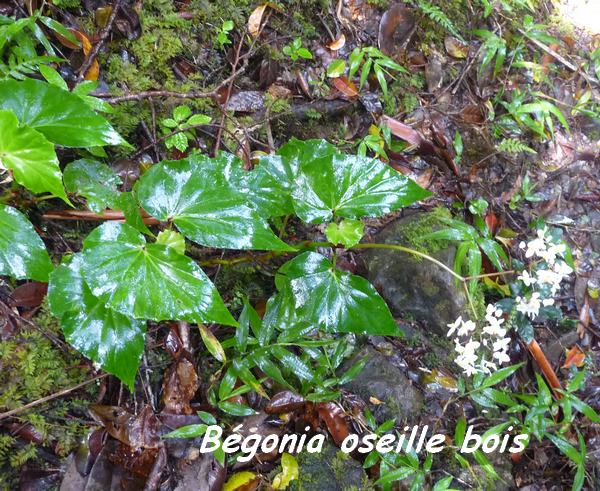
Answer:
[
  {"xmin": 287, "ymin": 441, "xmax": 368, "ymax": 491},
  {"xmin": 224, "ymin": 91, "xmax": 265, "ymax": 113},
  {"xmin": 365, "ymin": 211, "xmax": 469, "ymax": 335},
  {"xmin": 341, "ymin": 346, "xmax": 423, "ymax": 424}
]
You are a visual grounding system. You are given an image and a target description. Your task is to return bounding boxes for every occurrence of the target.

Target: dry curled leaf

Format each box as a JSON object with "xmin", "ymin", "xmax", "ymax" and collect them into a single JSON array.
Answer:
[
  {"xmin": 248, "ymin": 4, "xmax": 268, "ymax": 38},
  {"xmin": 328, "ymin": 34, "xmax": 346, "ymax": 51},
  {"xmin": 316, "ymin": 402, "xmax": 349, "ymax": 446},
  {"xmin": 71, "ymin": 30, "xmax": 99, "ymax": 81},
  {"xmin": 378, "ymin": 5, "xmax": 415, "ymax": 56},
  {"xmin": 248, "ymin": 3, "xmax": 280, "ymax": 38},
  {"xmin": 162, "ymin": 357, "xmax": 199, "ymax": 415}
]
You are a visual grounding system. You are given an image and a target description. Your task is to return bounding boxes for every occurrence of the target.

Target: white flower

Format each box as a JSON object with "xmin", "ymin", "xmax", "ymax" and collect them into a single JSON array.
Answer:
[
  {"xmin": 518, "ymin": 270, "xmax": 536, "ymax": 287},
  {"xmin": 493, "ymin": 349, "xmax": 511, "ymax": 364},
  {"xmin": 516, "ymin": 292, "xmax": 542, "ymax": 319},
  {"xmin": 457, "ymin": 319, "xmax": 477, "ymax": 337},
  {"xmin": 523, "ymin": 237, "xmax": 546, "ymax": 258},
  {"xmin": 483, "ymin": 322, "xmax": 506, "ymax": 338},
  {"xmin": 447, "ymin": 316, "xmax": 463, "ymax": 337},
  {"xmin": 492, "ymin": 337, "xmax": 511, "ymax": 353},
  {"xmin": 542, "ymin": 297, "xmax": 555, "ymax": 306},
  {"xmin": 539, "ymin": 242, "xmax": 566, "ymax": 264},
  {"xmin": 536, "ymin": 268, "xmax": 560, "ymax": 286},
  {"xmin": 553, "ymin": 260, "xmax": 573, "ymax": 277}
]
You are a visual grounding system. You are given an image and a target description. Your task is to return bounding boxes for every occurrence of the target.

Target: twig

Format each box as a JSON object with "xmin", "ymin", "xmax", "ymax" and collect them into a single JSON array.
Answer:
[
  {"xmin": 43, "ymin": 209, "xmax": 160, "ymax": 224},
  {"xmin": 518, "ymin": 28, "xmax": 600, "ymax": 88},
  {"xmin": 77, "ymin": 0, "xmax": 124, "ymax": 82},
  {"xmin": 95, "ymin": 71, "xmax": 240, "ymax": 103},
  {"xmin": 214, "ymin": 31, "xmax": 247, "ymax": 155},
  {"xmin": 0, "ymin": 374, "xmax": 108, "ymax": 421}
]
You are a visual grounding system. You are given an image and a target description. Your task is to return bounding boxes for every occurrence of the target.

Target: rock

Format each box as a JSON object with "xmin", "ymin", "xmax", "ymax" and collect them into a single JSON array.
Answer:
[
  {"xmin": 287, "ymin": 442, "xmax": 368, "ymax": 491},
  {"xmin": 365, "ymin": 211, "xmax": 469, "ymax": 336},
  {"xmin": 342, "ymin": 346, "xmax": 423, "ymax": 424}
]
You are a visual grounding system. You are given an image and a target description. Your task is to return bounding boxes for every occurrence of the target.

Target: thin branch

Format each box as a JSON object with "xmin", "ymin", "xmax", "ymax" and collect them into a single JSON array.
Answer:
[
  {"xmin": 95, "ymin": 71, "xmax": 240, "ymax": 104},
  {"xmin": 77, "ymin": 0, "xmax": 124, "ymax": 82},
  {"xmin": 42, "ymin": 209, "xmax": 160, "ymax": 224},
  {"xmin": 0, "ymin": 374, "xmax": 108, "ymax": 421}
]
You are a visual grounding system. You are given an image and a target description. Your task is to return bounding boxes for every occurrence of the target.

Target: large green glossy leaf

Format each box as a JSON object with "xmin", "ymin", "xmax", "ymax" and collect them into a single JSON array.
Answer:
[
  {"xmin": 48, "ymin": 254, "xmax": 146, "ymax": 389},
  {"xmin": 80, "ymin": 221, "xmax": 237, "ymax": 326},
  {"xmin": 0, "ymin": 109, "xmax": 69, "ymax": 203},
  {"xmin": 249, "ymin": 139, "xmax": 338, "ymax": 218},
  {"xmin": 63, "ymin": 159, "xmax": 122, "ymax": 213},
  {"xmin": 136, "ymin": 154, "xmax": 292, "ymax": 251},
  {"xmin": 0, "ymin": 204, "xmax": 53, "ymax": 281},
  {"xmin": 291, "ymin": 152, "xmax": 431, "ymax": 224},
  {"xmin": 275, "ymin": 252, "xmax": 400, "ymax": 335},
  {"xmin": 0, "ymin": 79, "xmax": 124, "ymax": 148}
]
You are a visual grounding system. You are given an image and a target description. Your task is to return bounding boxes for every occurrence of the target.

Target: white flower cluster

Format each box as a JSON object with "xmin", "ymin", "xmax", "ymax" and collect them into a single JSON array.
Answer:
[
  {"xmin": 446, "ymin": 227, "xmax": 573, "ymax": 378},
  {"xmin": 447, "ymin": 304, "xmax": 510, "ymax": 377},
  {"xmin": 516, "ymin": 227, "xmax": 573, "ymax": 319}
]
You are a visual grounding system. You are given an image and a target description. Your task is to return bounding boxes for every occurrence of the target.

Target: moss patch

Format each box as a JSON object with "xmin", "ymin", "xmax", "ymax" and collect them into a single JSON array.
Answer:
[{"xmin": 0, "ymin": 304, "xmax": 95, "ymax": 490}]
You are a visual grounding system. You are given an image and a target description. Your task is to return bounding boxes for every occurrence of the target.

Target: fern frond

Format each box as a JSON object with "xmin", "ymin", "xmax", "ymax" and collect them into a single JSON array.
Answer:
[
  {"xmin": 496, "ymin": 138, "xmax": 537, "ymax": 154},
  {"xmin": 417, "ymin": 1, "xmax": 462, "ymax": 40}
]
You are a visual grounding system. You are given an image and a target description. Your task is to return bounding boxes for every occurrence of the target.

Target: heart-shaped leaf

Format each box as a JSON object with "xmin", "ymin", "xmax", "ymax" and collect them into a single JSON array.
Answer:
[
  {"xmin": 275, "ymin": 252, "xmax": 400, "ymax": 335},
  {"xmin": 136, "ymin": 154, "xmax": 292, "ymax": 251},
  {"xmin": 249, "ymin": 139, "xmax": 338, "ymax": 218},
  {"xmin": 291, "ymin": 150, "xmax": 431, "ymax": 224},
  {"xmin": 48, "ymin": 254, "xmax": 146, "ymax": 389},
  {"xmin": 0, "ymin": 78, "xmax": 124, "ymax": 148},
  {"xmin": 0, "ymin": 204, "xmax": 53, "ymax": 281},
  {"xmin": 0, "ymin": 109, "xmax": 69, "ymax": 203},
  {"xmin": 80, "ymin": 221, "xmax": 236, "ymax": 326},
  {"xmin": 63, "ymin": 159, "xmax": 122, "ymax": 213}
]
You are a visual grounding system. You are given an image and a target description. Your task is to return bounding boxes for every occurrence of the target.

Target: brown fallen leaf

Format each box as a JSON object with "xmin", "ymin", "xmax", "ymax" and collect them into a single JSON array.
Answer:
[
  {"xmin": 162, "ymin": 357, "xmax": 199, "ymax": 415},
  {"xmin": 265, "ymin": 391, "xmax": 306, "ymax": 414},
  {"xmin": 71, "ymin": 30, "xmax": 99, "ymax": 81},
  {"xmin": 444, "ymin": 36, "xmax": 469, "ymax": 59},
  {"xmin": 9, "ymin": 281, "xmax": 47, "ymax": 308},
  {"xmin": 378, "ymin": 5, "xmax": 415, "ymax": 56},
  {"xmin": 563, "ymin": 345, "xmax": 585, "ymax": 369},
  {"xmin": 89, "ymin": 405, "xmax": 160, "ymax": 450},
  {"xmin": 332, "ymin": 76, "xmax": 359, "ymax": 97},
  {"xmin": 328, "ymin": 34, "xmax": 346, "ymax": 51},
  {"xmin": 248, "ymin": 3, "xmax": 281, "ymax": 38},
  {"xmin": 316, "ymin": 402, "xmax": 349, "ymax": 446},
  {"xmin": 462, "ymin": 104, "xmax": 485, "ymax": 124}
]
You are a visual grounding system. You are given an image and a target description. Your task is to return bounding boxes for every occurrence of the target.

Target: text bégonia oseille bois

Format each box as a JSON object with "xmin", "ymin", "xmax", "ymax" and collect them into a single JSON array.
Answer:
[{"xmin": 197, "ymin": 424, "xmax": 529, "ymax": 462}]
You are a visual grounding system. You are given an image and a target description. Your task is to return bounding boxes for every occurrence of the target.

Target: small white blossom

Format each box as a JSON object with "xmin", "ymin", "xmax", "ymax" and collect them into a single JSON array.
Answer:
[
  {"xmin": 518, "ymin": 270, "xmax": 536, "ymax": 287},
  {"xmin": 523, "ymin": 237, "xmax": 546, "ymax": 258},
  {"xmin": 447, "ymin": 316, "xmax": 463, "ymax": 337},
  {"xmin": 457, "ymin": 319, "xmax": 477, "ymax": 337},
  {"xmin": 492, "ymin": 337, "xmax": 511, "ymax": 353},
  {"xmin": 542, "ymin": 297, "xmax": 555, "ymax": 306},
  {"xmin": 516, "ymin": 292, "xmax": 542, "ymax": 319},
  {"xmin": 493, "ymin": 349, "xmax": 511, "ymax": 364},
  {"xmin": 553, "ymin": 260, "xmax": 573, "ymax": 277}
]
